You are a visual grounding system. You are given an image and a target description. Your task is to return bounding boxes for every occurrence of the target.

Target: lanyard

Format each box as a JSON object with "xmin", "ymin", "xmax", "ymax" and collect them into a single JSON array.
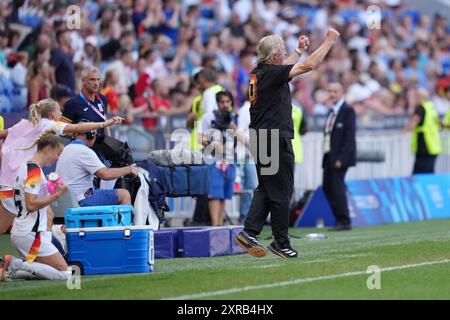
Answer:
[
  {"xmin": 325, "ymin": 111, "xmax": 336, "ymax": 134},
  {"xmin": 79, "ymin": 92, "xmax": 106, "ymax": 121}
]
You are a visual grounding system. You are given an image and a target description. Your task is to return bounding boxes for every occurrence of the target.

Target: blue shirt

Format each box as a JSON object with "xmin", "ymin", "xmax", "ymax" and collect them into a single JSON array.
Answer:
[
  {"xmin": 50, "ymin": 48, "xmax": 76, "ymax": 92},
  {"xmin": 62, "ymin": 93, "xmax": 108, "ymax": 137}
]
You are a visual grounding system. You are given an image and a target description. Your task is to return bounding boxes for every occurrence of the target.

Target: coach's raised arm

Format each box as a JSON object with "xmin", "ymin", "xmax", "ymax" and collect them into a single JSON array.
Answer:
[{"xmin": 288, "ymin": 28, "xmax": 340, "ymax": 78}]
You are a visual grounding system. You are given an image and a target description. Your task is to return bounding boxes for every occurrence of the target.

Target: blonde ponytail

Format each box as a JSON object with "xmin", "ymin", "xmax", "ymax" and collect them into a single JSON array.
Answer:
[
  {"xmin": 28, "ymin": 98, "xmax": 59, "ymax": 126},
  {"xmin": 28, "ymin": 103, "xmax": 41, "ymax": 126}
]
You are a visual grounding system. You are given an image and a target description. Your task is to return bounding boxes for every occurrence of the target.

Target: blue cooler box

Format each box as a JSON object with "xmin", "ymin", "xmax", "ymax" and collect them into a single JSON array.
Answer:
[
  {"xmin": 66, "ymin": 226, "xmax": 154, "ymax": 275},
  {"xmin": 65, "ymin": 205, "xmax": 133, "ymax": 228}
]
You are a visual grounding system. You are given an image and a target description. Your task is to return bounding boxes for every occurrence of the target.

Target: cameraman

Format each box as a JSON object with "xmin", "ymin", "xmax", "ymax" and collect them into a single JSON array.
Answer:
[
  {"xmin": 56, "ymin": 129, "xmax": 139, "ymax": 207},
  {"xmin": 198, "ymin": 90, "xmax": 247, "ymax": 226}
]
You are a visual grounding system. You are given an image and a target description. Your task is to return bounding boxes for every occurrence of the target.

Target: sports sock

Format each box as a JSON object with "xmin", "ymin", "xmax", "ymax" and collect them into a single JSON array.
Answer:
[
  {"xmin": 9, "ymin": 270, "xmax": 37, "ymax": 280},
  {"xmin": 20, "ymin": 261, "xmax": 71, "ymax": 280}
]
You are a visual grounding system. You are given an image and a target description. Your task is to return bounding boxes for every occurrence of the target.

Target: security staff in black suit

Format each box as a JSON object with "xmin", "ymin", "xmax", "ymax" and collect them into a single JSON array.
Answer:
[{"xmin": 322, "ymin": 82, "xmax": 356, "ymax": 231}]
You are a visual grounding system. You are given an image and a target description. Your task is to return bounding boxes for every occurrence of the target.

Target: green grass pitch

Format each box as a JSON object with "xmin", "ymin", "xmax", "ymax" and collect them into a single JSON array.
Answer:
[{"xmin": 1, "ymin": 219, "xmax": 450, "ymax": 300}]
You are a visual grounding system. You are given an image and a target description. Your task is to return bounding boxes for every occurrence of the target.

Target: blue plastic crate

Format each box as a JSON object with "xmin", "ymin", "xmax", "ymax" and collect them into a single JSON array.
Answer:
[
  {"xmin": 183, "ymin": 227, "xmax": 230, "ymax": 257},
  {"xmin": 154, "ymin": 227, "xmax": 211, "ymax": 259},
  {"xmin": 154, "ymin": 229, "xmax": 178, "ymax": 259},
  {"xmin": 154, "ymin": 227, "xmax": 247, "ymax": 259},
  {"xmin": 65, "ymin": 205, "xmax": 133, "ymax": 228},
  {"xmin": 66, "ymin": 226, "xmax": 154, "ymax": 275},
  {"xmin": 229, "ymin": 226, "xmax": 246, "ymax": 254}
]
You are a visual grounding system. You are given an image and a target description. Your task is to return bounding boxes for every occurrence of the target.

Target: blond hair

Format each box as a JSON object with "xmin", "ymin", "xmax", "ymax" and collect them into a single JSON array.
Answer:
[
  {"xmin": 28, "ymin": 98, "xmax": 59, "ymax": 126},
  {"xmin": 20, "ymin": 129, "xmax": 64, "ymax": 151},
  {"xmin": 256, "ymin": 34, "xmax": 284, "ymax": 64}
]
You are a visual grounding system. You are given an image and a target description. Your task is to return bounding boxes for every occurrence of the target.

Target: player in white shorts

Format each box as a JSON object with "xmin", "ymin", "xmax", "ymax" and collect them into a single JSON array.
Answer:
[
  {"xmin": 0, "ymin": 98, "xmax": 123, "ymax": 233},
  {"xmin": 0, "ymin": 130, "xmax": 71, "ymax": 281}
]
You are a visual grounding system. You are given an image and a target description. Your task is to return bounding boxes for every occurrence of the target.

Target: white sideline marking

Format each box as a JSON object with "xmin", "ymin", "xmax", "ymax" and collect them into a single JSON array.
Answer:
[
  {"xmin": 253, "ymin": 264, "xmax": 281, "ymax": 269},
  {"xmin": 164, "ymin": 259, "xmax": 450, "ymax": 300}
]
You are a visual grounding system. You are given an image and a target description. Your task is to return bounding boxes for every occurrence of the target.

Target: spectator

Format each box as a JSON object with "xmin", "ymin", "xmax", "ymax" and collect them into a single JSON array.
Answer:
[
  {"xmin": 0, "ymin": 31, "xmax": 9, "ymax": 72},
  {"xmin": 50, "ymin": 85, "xmax": 74, "ymax": 113},
  {"xmin": 104, "ymin": 48, "xmax": 135, "ymax": 95},
  {"xmin": 9, "ymin": 52, "xmax": 28, "ymax": 109},
  {"xmin": 75, "ymin": 35, "xmax": 102, "ymax": 67},
  {"xmin": 145, "ymin": 79, "xmax": 174, "ymax": 130},
  {"xmin": 160, "ymin": 0, "xmax": 181, "ymax": 44},
  {"xmin": 233, "ymin": 49, "xmax": 254, "ymax": 108},
  {"xmin": 50, "ymin": 30, "xmax": 76, "ymax": 93},
  {"xmin": 312, "ymin": 88, "xmax": 330, "ymax": 115},
  {"xmin": 27, "ymin": 60, "xmax": 52, "ymax": 105},
  {"xmin": 102, "ymin": 69, "xmax": 120, "ymax": 114}
]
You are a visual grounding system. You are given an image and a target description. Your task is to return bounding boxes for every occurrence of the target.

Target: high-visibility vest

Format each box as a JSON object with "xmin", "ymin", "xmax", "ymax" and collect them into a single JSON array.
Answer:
[
  {"xmin": 292, "ymin": 105, "xmax": 303, "ymax": 163},
  {"xmin": 0, "ymin": 115, "xmax": 4, "ymax": 131},
  {"xmin": 189, "ymin": 95, "xmax": 203, "ymax": 151},
  {"xmin": 411, "ymin": 100, "xmax": 442, "ymax": 155},
  {"xmin": 442, "ymin": 110, "xmax": 450, "ymax": 154},
  {"xmin": 190, "ymin": 84, "xmax": 223, "ymax": 151},
  {"xmin": 444, "ymin": 110, "xmax": 450, "ymax": 128}
]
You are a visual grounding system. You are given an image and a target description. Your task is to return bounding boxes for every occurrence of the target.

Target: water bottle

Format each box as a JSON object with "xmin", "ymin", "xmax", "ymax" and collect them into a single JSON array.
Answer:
[
  {"xmin": 46, "ymin": 172, "xmax": 64, "ymax": 195},
  {"xmin": 305, "ymin": 233, "xmax": 329, "ymax": 240}
]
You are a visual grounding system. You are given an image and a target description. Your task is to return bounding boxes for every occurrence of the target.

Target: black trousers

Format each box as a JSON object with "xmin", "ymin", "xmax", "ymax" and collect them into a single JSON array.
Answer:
[
  {"xmin": 322, "ymin": 153, "xmax": 351, "ymax": 226},
  {"xmin": 192, "ymin": 194, "xmax": 211, "ymax": 225},
  {"xmin": 244, "ymin": 137, "xmax": 294, "ymax": 246},
  {"xmin": 413, "ymin": 155, "xmax": 437, "ymax": 174}
]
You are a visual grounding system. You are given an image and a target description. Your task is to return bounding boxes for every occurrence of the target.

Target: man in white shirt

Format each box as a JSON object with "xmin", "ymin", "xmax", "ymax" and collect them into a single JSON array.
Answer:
[{"xmin": 56, "ymin": 129, "xmax": 139, "ymax": 206}]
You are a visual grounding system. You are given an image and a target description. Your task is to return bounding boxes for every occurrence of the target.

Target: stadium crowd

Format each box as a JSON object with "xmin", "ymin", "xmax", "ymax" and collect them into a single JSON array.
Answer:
[{"xmin": 0, "ymin": 0, "xmax": 449, "ymax": 125}]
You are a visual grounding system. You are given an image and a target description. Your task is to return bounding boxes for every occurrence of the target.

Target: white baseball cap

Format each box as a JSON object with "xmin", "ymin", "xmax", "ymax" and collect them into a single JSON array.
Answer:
[{"xmin": 85, "ymin": 35, "xmax": 98, "ymax": 47}]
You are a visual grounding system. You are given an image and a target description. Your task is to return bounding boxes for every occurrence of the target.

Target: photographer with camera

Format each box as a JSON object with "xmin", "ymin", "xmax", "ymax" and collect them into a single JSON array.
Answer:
[{"xmin": 198, "ymin": 90, "xmax": 247, "ymax": 226}]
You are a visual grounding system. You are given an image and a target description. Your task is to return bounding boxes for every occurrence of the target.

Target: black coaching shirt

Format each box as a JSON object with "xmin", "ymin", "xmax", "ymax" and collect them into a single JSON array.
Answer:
[{"xmin": 248, "ymin": 63, "xmax": 295, "ymax": 139}]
